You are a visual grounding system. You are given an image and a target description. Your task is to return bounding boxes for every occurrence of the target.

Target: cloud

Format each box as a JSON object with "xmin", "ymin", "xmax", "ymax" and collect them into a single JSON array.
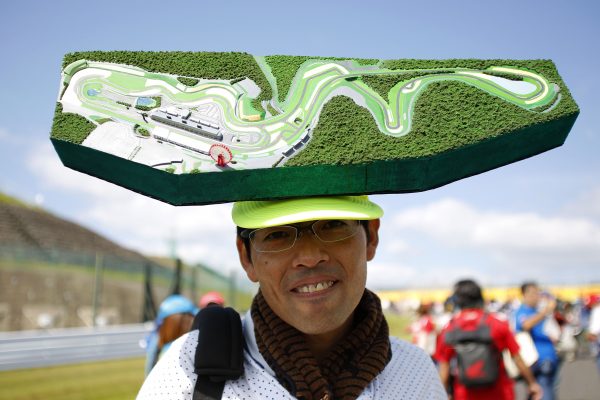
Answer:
[
  {"xmin": 82, "ymin": 196, "xmax": 239, "ymax": 272},
  {"xmin": 367, "ymin": 261, "xmax": 419, "ymax": 288},
  {"xmin": 390, "ymin": 198, "xmax": 600, "ymax": 269},
  {"xmin": 381, "ymin": 238, "xmax": 414, "ymax": 255},
  {"xmin": 367, "ymin": 260, "xmax": 489, "ymax": 289},
  {"xmin": 26, "ymin": 139, "xmax": 130, "ymax": 200}
]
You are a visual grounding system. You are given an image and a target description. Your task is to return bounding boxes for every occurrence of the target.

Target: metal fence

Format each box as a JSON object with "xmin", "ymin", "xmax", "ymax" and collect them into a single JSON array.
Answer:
[
  {"xmin": 0, "ymin": 245, "xmax": 241, "ymax": 331},
  {"xmin": 0, "ymin": 323, "xmax": 152, "ymax": 370}
]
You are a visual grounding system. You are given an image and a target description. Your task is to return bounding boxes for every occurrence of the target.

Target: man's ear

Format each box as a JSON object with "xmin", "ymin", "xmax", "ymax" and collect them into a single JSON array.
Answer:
[
  {"xmin": 236, "ymin": 237, "xmax": 258, "ymax": 282},
  {"xmin": 366, "ymin": 219, "xmax": 380, "ymax": 261}
]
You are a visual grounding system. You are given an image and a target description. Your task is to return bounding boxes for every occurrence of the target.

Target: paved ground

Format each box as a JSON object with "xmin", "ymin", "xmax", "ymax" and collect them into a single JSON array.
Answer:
[{"xmin": 514, "ymin": 356, "xmax": 600, "ymax": 400}]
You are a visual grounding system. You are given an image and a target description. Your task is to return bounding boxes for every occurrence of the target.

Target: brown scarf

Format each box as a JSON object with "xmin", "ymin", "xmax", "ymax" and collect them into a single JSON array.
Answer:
[{"xmin": 251, "ymin": 289, "xmax": 391, "ymax": 400}]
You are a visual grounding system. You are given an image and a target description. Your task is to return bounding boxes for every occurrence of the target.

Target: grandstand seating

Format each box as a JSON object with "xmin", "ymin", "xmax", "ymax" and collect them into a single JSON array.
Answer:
[{"xmin": 0, "ymin": 198, "xmax": 146, "ymax": 263}]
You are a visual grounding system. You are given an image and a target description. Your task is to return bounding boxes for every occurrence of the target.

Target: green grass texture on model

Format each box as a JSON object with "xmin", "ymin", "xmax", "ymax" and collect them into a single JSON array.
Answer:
[{"xmin": 50, "ymin": 51, "xmax": 579, "ymax": 205}]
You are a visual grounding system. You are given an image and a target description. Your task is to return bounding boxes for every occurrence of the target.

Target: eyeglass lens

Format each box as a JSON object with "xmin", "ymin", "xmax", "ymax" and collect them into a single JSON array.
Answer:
[{"xmin": 249, "ymin": 220, "xmax": 360, "ymax": 252}]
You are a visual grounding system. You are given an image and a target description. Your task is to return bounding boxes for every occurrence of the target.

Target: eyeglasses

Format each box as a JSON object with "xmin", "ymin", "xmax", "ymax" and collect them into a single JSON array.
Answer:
[{"xmin": 241, "ymin": 220, "xmax": 362, "ymax": 253}]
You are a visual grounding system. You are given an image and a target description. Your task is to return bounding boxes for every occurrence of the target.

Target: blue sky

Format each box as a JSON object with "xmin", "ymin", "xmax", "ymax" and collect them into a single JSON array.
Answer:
[{"xmin": 1, "ymin": 0, "xmax": 599, "ymax": 289}]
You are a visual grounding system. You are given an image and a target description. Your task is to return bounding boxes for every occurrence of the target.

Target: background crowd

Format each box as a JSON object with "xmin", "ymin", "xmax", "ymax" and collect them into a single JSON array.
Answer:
[{"xmin": 405, "ymin": 280, "xmax": 600, "ymax": 400}]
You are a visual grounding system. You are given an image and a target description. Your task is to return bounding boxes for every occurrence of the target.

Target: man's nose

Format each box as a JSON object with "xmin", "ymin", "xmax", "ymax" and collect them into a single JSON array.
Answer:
[{"xmin": 292, "ymin": 231, "xmax": 329, "ymax": 268}]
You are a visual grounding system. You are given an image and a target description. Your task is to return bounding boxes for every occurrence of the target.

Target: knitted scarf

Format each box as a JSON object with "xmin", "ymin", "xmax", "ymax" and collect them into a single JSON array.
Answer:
[{"xmin": 251, "ymin": 289, "xmax": 391, "ymax": 400}]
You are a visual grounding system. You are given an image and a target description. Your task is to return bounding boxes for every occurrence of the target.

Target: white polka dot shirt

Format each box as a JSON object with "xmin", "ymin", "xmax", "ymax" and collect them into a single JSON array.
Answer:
[{"xmin": 136, "ymin": 312, "xmax": 446, "ymax": 399}]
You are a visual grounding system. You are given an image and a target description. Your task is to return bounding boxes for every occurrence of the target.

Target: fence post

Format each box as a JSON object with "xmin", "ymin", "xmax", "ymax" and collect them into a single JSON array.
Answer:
[
  {"xmin": 190, "ymin": 265, "xmax": 197, "ymax": 303},
  {"xmin": 91, "ymin": 252, "xmax": 104, "ymax": 327},
  {"xmin": 228, "ymin": 270, "xmax": 237, "ymax": 309},
  {"xmin": 142, "ymin": 263, "xmax": 157, "ymax": 322},
  {"xmin": 171, "ymin": 258, "xmax": 182, "ymax": 295}
]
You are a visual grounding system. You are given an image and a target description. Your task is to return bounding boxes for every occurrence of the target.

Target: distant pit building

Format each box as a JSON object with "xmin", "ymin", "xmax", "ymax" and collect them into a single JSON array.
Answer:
[{"xmin": 150, "ymin": 107, "xmax": 223, "ymax": 141}]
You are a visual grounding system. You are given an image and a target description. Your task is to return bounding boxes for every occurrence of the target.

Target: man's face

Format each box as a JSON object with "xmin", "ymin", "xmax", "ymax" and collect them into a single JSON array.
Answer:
[
  {"xmin": 237, "ymin": 219, "xmax": 380, "ymax": 335},
  {"xmin": 523, "ymin": 285, "xmax": 541, "ymax": 307}
]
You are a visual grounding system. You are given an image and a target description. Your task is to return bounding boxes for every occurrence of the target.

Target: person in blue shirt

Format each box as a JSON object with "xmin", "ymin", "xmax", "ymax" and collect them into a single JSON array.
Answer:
[{"xmin": 515, "ymin": 282, "xmax": 559, "ymax": 400}]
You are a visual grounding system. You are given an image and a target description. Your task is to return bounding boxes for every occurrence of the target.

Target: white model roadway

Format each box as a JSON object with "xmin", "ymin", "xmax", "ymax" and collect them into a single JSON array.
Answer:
[{"xmin": 59, "ymin": 59, "xmax": 560, "ymax": 174}]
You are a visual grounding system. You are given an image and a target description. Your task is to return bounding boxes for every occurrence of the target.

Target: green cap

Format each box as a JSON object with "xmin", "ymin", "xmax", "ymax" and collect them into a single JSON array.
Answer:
[{"xmin": 232, "ymin": 195, "xmax": 383, "ymax": 229}]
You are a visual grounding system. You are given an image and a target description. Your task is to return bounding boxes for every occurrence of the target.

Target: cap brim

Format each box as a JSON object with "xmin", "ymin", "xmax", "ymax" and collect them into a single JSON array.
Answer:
[{"xmin": 232, "ymin": 196, "xmax": 383, "ymax": 228}]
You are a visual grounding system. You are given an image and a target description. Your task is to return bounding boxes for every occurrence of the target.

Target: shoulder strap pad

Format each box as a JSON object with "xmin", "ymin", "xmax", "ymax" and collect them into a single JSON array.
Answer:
[{"xmin": 192, "ymin": 306, "xmax": 244, "ymax": 400}]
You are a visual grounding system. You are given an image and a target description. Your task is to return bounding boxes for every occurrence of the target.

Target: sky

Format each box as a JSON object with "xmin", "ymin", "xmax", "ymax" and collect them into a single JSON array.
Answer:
[{"xmin": 1, "ymin": 0, "xmax": 599, "ymax": 290}]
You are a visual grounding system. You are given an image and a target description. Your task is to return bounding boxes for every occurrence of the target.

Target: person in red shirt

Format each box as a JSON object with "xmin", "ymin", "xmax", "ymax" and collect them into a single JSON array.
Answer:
[{"xmin": 435, "ymin": 280, "xmax": 542, "ymax": 400}]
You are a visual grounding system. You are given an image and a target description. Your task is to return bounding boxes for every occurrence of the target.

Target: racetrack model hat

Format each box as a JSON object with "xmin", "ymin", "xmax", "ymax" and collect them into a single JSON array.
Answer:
[
  {"xmin": 232, "ymin": 195, "xmax": 383, "ymax": 229},
  {"xmin": 52, "ymin": 54, "xmax": 578, "ymax": 207}
]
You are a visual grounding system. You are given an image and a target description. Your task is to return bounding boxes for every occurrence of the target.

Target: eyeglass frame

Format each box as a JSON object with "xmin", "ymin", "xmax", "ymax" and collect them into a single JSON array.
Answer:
[{"xmin": 238, "ymin": 220, "xmax": 369, "ymax": 253}]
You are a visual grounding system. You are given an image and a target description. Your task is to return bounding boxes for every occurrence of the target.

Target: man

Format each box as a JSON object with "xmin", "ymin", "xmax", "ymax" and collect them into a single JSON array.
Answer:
[
  {"xmin": 516, "ymin": 282, "xmax": 559, "ymax": 400},
  {"xmin": 435, "ymin": 280, "xmax": 542, "ymax": 400},
  {"xmin": 137, "ymin": 196, "xmax": 445, "ymax": 399}
]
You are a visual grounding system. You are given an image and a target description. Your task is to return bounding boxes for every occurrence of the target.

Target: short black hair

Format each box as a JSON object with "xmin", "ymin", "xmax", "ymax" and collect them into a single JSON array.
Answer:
[
  {"xmin": 520, "ymin": 281, "xmax": 538, "ymax": 295},
  {"xmin": 453, "ymin": 279, "xmax": 484, "ymax": 309},
  {"xmin": 236, "ymin": 220, "xmax": 371, "ymax": 261}
]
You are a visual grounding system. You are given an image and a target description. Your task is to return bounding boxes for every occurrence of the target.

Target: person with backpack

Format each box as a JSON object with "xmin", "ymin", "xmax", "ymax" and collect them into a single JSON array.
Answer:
[
  {"xmin": 435, "ymin": 280, "xmax": 542, "ymax": 400},
  {"xmin": 137, "ymin": 196, "xmax": 446, "ymax": 399}
]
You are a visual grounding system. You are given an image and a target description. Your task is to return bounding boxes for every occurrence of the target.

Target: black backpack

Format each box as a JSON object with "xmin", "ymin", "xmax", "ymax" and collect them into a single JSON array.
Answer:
[
  {"xmin": 444, "ymin": 313, "xmax": 500, "ymax": 388},
  {"xmin": 190, "ymin": 306, "xmax": 245, "ymax": 400}
]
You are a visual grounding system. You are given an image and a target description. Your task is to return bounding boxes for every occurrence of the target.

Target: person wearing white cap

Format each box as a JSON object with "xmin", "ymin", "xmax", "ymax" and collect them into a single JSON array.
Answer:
[{"xmin": 137, "ymin": 196, "xmax": 446, "ymax": 400}]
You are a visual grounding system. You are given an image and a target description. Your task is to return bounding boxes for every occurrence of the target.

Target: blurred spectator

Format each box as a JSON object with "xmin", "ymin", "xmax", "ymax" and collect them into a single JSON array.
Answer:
[
  {"xmin": 556, "ymin": 301, "xmax": 578, "ymax": 362},
  {"xmin": 497, "ymin": 299, "xmax": 515, "ymax": 323},
  {"xmin": 199, "ymin": 291, "xmax": 225, "ymax": 308},
  {"xmin": 586, "ymin": 294, "xmax": 600, "ymax": 374},
  {"xmin": 516, "ymin": 282, "xmax": 559, "ymax": 400},
  {"xmin": 144, "ymin": 294, "xmax": 199, "ymax": 376},
  {"xmin": 409, "ymin": 302, "xmax": 437, "ymax": 357},
  {"xmin": 436, "ymin": 297, "xmax": 455, "ymax": 332},
  {"xmin": 435, "ymin": 279, "xmax": 542, "ymax": 400},
  {"xmin": 488, "ymin": 298, "xmax": 501, "ymax": 314}
]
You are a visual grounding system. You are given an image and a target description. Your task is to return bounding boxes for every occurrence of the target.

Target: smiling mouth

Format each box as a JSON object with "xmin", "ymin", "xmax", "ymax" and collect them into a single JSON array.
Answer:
[{"xmin": 292, "ymin": 280, "xmax": 336, "ymax": 294}]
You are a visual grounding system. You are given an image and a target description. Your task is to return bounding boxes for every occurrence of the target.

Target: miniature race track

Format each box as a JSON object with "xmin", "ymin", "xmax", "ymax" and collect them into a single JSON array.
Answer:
[{"xmin": 59, "ymin": 58, "xmax": 560, "ymax": 175}]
